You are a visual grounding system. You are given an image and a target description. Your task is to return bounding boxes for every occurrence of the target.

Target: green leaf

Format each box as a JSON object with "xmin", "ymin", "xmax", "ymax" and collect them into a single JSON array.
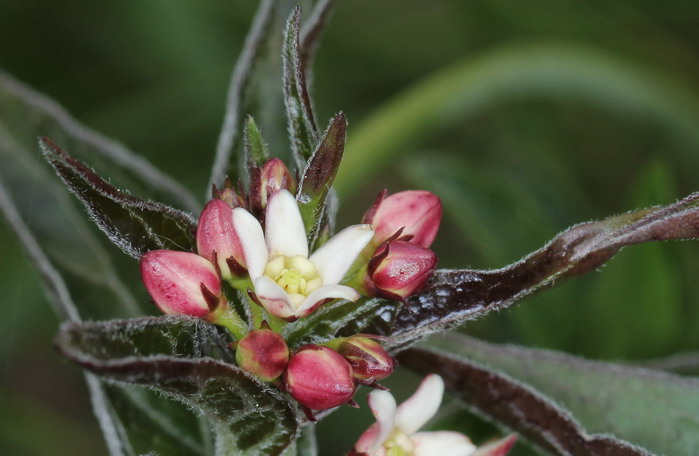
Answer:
[
  {"xmin": 208, "ymin": 0, "xmax": 277, "ymax": 188},
  {"xmin": 296, "ymin": 112, "xmax": 346, "ymax": 242},
  {"xmin": 283, "ymin": 7, "xmax": 319, "ymax": 171},
  {"xmin": 244, "ymin": 116, "xmax": 271, "ymax": 169},
  {"xmin": 56, "ymin": 316, "xmax": 299, "ymax": 455},
  {"xmin": 336, "ymin": 43, "xmax": 699, "ymax": 198},
  {"xmin": 350, "ymin": 191, "xmax": 699, "ymax": 350},
  {"xmin": 406, "ymin": 333, "xmax": 699, "ymax": 455},
  {"xmin": 41, "ymin": 137, "xmax": 196, "ymax": 259},
  {"xmin": 0, "ymin": 69, "xmax": 199, "ymax": 212}
]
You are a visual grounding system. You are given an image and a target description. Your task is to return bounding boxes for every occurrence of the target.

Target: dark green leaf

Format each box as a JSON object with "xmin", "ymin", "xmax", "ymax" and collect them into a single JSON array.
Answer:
[
  {"xmin": 296, "ymin": 112, "xmax": 346, "ymax": 241},
  {"xmin": 351, "ymin": 192, "xmax": 699, "ymax": 350},
  {"xmin": 405, "ymin": 333, "xmax": 699, "ymax": 455},
  {"xmin": 209, "ymin": 0, "xmax": 277, "ymax": 188},
  {"xmin": 283, "ymin": 7, "xmax": 319, "ymax": 171},
  {"xmin": 244, "ymin": 116, "xmax": 271, "ymax": 169},
  {"xmin": 41, "ymin": 137, "xmax": 196, "ymax": 259},
  {"xmin": 0, "ymin": 69, "xmax": 199, "ymax": 212},
  {"xmin": 56, "ymin": 316, "xmax": 299, "ymax": 455},
  {"xmin": 283, "ymin": 297, "xmax": 389, "ymax": 348}
]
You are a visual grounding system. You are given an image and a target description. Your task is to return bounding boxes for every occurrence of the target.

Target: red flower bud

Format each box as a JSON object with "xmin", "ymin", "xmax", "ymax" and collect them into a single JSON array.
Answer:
[
  {"xmin": 284, "ymin": 345, "xmax": 355, "ymax": 410},
  {"xmin": 261, "ymin": 158, "xmax": 294, "ymax": 205},
  {"xmin": 235, "ymin": 329, "xmax": 290, "ymax": 382},
  {"xmin": 336, "ymin": 337, "xmax": 394, "ymax": 385},
  {"xmin": 140, "ymin": 250, "xmax": 221, "ymax": 317},
  {"xmin": 363, "ymin": 190, "xmax": 441, "ymax": 247},
  {"xmin": 368, "ymin": 241, "xmax": 437, "ymax": 301},
  {"xmin": 196, "ymin": 199, "xmax": 246, "ymax": 280}
]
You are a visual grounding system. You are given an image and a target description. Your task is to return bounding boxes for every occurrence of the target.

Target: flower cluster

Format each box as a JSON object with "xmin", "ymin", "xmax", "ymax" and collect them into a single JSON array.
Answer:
[
  {"xmin": 139, "ymin": 157, "xmax": 442, "ymax": 414},
  {"xmin": 351, "ymin": 374, "xmax": 517, "ymax": 456}
]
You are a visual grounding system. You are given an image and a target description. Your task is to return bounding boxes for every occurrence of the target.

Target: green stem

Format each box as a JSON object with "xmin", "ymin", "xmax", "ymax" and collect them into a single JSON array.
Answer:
[{"xmin": 210, "ymin": 307, "xmax": 247, "ymax": 340}]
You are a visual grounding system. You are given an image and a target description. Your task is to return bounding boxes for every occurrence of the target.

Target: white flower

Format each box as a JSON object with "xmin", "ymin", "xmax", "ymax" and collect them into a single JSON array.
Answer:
[
  {"xmin": 352, "ymin": 374, "xmax": 517, "ymax": 456},
  {"xmin": 232, "ymin": 189, "xmax": 374, "ymax": 321}
]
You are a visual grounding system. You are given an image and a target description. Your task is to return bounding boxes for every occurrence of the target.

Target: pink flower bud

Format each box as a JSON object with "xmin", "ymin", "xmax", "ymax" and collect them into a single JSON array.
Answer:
[
  {"xmin": 250, "ymin": 158, "xmax": 294, "ymax": 214},
  {"xmin": 336, "ymin": 337, "xmax": 394, "ymax": 385},
  {"xmin": 140, "ymin": 250, "xmax": 221, "ymax": 317},
  {"xmin": 368, "ymin": 241, "xmax": 437, "ymax": 301},
  {"xmin": 261, "ymin": 158, "xmax": 294, "ymax": 204},
  {"xmin": 363, "ymin": 190, "xmax": 442, "ymax": 247},
  {"xmin": 196, "ymin": 199, "xmax": 246, "ymax": 280},
  {"xmin": 284, "ymin": 345, "xmax": 355, "ymax": 411},
  {"xmin": 235, "ymin": 329, "xmax": 290, "ymax": 382}
]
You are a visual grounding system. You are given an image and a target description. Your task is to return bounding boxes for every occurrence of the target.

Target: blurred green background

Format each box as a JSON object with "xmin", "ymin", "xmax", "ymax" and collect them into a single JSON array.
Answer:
[{"xmin": 2, "ymin": 1, "xmax": 699, "ymax": 454}]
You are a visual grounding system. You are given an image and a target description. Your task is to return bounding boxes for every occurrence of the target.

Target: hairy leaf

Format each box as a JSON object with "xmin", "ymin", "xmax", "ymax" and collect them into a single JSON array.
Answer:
[
  {"xmin": 244, "ymin": 116, "xmax": 271, "ymax": 169},
  {"xmin": 209, "ymin": 0, "xmax": 277, "ymax": 188},
  {"xmin": 403, "ymin": 333, "xmax": 699, "ymax": 455},
  {"xmin": 283, "ymin": 7, "xmax": 319, "ymax": 171},
  {"xmin": 41, "ymin": 137, "xmax": 196, "ymax": 259},
  {"xmin": 296, "ymin": 112, "xmax": 346, "ymax": 241},
  {"xmin": 56, "ymin": 316, "xmax": 298, "ymax": 455},
  {"xmin": 352, "ymin": 192, "xmax": 699, "ymax": 349},
  {"xmin": 0, "ymin": 69, "xmax": 199, "ymax": 212}
]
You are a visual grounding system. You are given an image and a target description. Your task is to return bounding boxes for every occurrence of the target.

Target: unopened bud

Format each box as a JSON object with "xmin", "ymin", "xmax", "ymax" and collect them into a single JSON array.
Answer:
[
  {"xmin": 367, "ymin": 241, "xmax": 437, "ymax": 301},
  {"xmin": 140, "ymin": 250, "xmax": 221, "ymax": 317},
  {"xmin": 196, "ymin": 199, "xmax": 247, "ymax": 280},
  {"xmin": 284, "ymin": 345, "xmax": 355, "ymax": 410},
  {"xmin": 336, "ymin": 337, "xmax": 394, "ymax": 385},
  {"xmin": 363, "ymin": 190, "xmax": 442, "ymax": 247},
  {"xmin": 235, "ymin": 329, "xmax": 290, "ymax": 382}
]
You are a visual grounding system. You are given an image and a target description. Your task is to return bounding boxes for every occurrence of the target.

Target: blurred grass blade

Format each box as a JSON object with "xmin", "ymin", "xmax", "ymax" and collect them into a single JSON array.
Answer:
[
  {"xmin": 351, "ymin": 191, "xmax": 699, "ymax": 349},
  {"xmin": 283, "ymin": 7, "xmax": 319, "ymax": 171},
  {"xmin": 0, "ymin": 69, "xmax": 199, "ymax": 212},
  {"xmin": 337, "ymin": 43, "xmax": 699, "ymax": 197},
  {"xmin": 41, "ymin": 137, "xmax": 197, "ymax": 259},
  {"xmin": 56, "ymin": 316, "xmax": 298, "ymax": 455},
  {"xmin": 209, "ymin": 0, "xmax": 276, "ymax": 189},
  {"xmin": 296, "ymin": 112, "xmax": 346, "ymax": 240},
  {"xmin": 407, "ymin": 333, "xmax": 699, "ymax": 455},
  {"xmin": 582, "ymin": 159, "xmax": 682, "ymax": 358}
]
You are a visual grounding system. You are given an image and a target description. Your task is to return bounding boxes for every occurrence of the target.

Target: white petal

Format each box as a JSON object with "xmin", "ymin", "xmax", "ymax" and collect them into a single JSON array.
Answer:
[
  {"xmin": 412, "ymin": 431, "xmax": 476, "ymax": 456},
  {"xmin": 253, "ymin": 276, "xmax": 296, "ymax": 319},
  {"xmin": 308, "ymin": 224, "xmax": 374, "ymax": 285},
  {"xmin": 364, "ymin": 390, "xmax": 397, "ymax": 453},
  {"xmin": 395, "ymin": 374, "xmax": 444, "ymax": 435},
  {"xmin": 295, "ymin": 284, "xmax": 360, "ymax": 316},
  {"xmin": 232, "ymin": 208, "xmax": 268, "ymax": 281},
  {"xmin": 471, "ymin": 435, "xmax": 517, "ymax": 456},
  {"xmin": 265, "ymin": 189, "xmax": 308, "ymax": 258}
]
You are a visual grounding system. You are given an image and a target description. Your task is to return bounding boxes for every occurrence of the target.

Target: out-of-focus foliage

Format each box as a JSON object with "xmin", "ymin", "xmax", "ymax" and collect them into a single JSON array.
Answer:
[{"xmin": 1, "ymin": 1, "xmax": 699, "ymax": 455}]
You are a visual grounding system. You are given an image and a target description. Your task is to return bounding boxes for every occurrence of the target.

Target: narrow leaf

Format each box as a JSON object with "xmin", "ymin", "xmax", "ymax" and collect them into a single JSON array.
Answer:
[
  {"xmin": 283, "ymin": 7, "xmax": 319, "ymax": 171},
  {"xmin": 41, "ymin": 137, "xmax": 196, "ymax": 259},
  {"xmin": 351, "ymin": 192, "xmax": 699, "ymax": 349},
  {"xmin": 56, "ymin": 316, "xmax": 298, "ymax": 455},
  {"xmin": 400, "ymin": 343, "xmax": 651, "ymax": 456},
  {"xmin": 0, "ymin": 69, "xmax": 199, "ymax": 212},
  {"xmin": 405, "ymin": 333, "xmax": 699, "ymax": 455},
  {"xmin": 209, "ymin": 0, "xmax": 276, "ymax": 189},
  {"xmin": 296, "ymin": 112, "xmax": 346, "ymax": 240},
  {"xmin": 244, "ymin": 116, "xmax": 271, "ymax": 169}
]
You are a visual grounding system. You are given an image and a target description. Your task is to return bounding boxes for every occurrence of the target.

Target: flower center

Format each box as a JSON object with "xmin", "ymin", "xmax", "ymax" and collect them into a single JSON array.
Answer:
[
  {"xmin": 384, "ymin": 429, "xmax": 415, "ymax": 456},
  {"xmin": 264, "ymin": 255, "xmax": 322, "ymax": 308}
]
